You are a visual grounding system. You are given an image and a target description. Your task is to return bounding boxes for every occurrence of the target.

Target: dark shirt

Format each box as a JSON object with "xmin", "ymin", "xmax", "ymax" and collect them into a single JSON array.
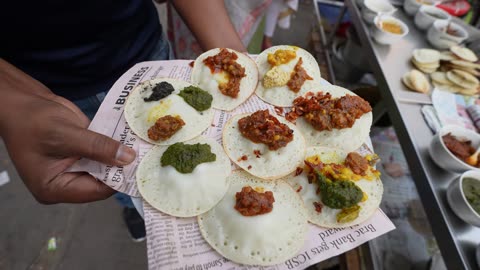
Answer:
[{"xmin": 1, "ymin": 0, "xmax": 161, "ymax": 100}]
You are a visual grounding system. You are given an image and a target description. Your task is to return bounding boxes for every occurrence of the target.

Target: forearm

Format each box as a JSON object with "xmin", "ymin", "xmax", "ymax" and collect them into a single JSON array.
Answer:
[
  {"xmin": 0, "ymin": 59, "xmax": 35, "ymax": 135},
  {"xmin": 172, "ymin": 0, "xmax": 246, "ymax": 52},
  {"xmin": 0, "ymin": 59, "xmax": 63, "ymax": 136},
  {"xmin": 0, "ymin": 59, "xmax": 53, "ymax": 97}
]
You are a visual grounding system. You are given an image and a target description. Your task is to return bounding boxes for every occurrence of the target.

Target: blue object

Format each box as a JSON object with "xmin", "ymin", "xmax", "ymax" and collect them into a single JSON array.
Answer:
[
  {"xmin": 317, "ymin": 3, "xmax": 351, "ymax": 25},
  {"xmin": 115, "ymin": 193, "xmax": 136, "ymax": 209},
  {"xmin": 1, "ymin": 0, "xmax": 161, "ymax": 101}
]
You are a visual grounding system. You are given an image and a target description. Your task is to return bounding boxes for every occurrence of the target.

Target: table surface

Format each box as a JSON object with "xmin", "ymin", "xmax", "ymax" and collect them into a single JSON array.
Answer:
[{"xmin": 344, "ymin": 1, "xmax": 480, "ymax": 269}]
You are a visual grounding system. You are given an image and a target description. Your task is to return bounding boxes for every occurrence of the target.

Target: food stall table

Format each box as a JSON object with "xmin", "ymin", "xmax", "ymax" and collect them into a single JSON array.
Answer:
[{"xmin": 330, "ymin": 0, "xmax": 480, "ymax": 269}]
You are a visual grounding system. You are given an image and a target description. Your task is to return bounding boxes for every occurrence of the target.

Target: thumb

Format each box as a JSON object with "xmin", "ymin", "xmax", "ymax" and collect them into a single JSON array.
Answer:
[{"xmin": 62, "ymin": 126, "xmax": 136, "ymax": 166}]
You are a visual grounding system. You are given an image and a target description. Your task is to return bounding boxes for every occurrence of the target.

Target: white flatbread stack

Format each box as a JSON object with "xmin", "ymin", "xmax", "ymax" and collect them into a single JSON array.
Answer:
[
  {"xmin": 284, "ymin": 147, "xmax": 383, "ymax": 228},
  {"xmin": 191, "ymin": 48, "xmax": 258, "ymax": 111},
  {"xmin": 255, "ymin": 45, "xmax": 322, "ymax": 107},
  {"xmin": 411, "ymin": 48, "xmax": 440, "ymax": 74},
  {"xmin": 198, "ymin": 171, "xmax": 309, "ymax": 266},
  {"xmin": 431, "ymin": 69, "xmax": 479, "ymax": 95},
  {"xmin": 431, "ymin": 46, "xmax": 480, "ymax": 96}
]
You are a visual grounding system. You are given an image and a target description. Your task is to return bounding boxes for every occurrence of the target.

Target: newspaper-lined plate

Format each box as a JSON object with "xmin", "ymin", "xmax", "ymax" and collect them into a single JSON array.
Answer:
[{"xmin": 70, "ymin": 60, "xmax": 395, "ymax": 270}]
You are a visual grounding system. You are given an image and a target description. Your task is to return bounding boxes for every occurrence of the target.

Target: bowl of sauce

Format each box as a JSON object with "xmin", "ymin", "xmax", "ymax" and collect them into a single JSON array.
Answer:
[
  {"xmin": 427, "ymin": 20, "xmax": 469, "ymax": 49},
  {"xmin": 372, "ymin": 15, "xmax": 409, "ymax": 45},
  {"xmin": 429, "ymin": 125, "xmax": 480, "ymax": 173},
  {"xmin": 447, "ymin": 170, "xmax": 480, "ymax": 227}
]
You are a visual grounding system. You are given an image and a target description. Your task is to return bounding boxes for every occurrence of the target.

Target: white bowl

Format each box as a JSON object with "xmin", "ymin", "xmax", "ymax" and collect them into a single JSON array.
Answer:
[
  {"xmin": 403, "ymin": 0, "xmax": 436, "ymax": 16},
  {"xmin": 429, "ymin": 125, "xmax": 480, "ymax": 173},
  {"xmin": 414, "ymin": 5, "xmax": 451, "ymax": 31},
  {"xmin": 427, "ymin": 20, "xmax": 469, "ymax": 49},
  {"xmin": 362, "ymin": 0, "xmax": 396, "ymax": 24},
  {"xmin": 372, "ymin": 15, "xmax": 409, "ymax": 45},
  {"xmin": 447, "ymin": 170, "xmax": 480, "ymax": 227}
]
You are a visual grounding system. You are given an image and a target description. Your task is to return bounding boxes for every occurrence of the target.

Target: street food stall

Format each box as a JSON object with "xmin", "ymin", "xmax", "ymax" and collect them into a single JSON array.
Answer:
[{"xmin": 314, "ymin": 0, "xmax": 480, "ymax": 268}]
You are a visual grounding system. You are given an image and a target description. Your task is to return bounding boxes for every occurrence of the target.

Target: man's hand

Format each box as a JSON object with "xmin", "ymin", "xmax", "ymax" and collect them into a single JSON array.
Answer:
[{"xmin": 0, "ymin": 59, "xmax": 136, "ymax": 204}]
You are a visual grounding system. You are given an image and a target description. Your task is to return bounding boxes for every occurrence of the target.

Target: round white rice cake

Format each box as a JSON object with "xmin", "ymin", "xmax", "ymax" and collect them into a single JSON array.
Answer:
[
  {"xmin": 402, "ymin": 70, "xmax": 430, "ymax": 93},
  {"xmin": 255, "ymin": 45, "xmax": 322, "ymax": 107},
  {"xmin": 446, "ymin": 69, "xmax": 479, "ymax": 89},
  {"xmin": 412, "ymin": 48, "xmax": 440, "ymax": 64},
  {"xmin": 136, "ymin": 136, "xmax": 231, "ymax": 217},
  {"xmin": 450, "ymin": 60, "xmax": 480, "ymax": 70},
  {"xmin": 439, "ymin": 51, "xmax": 457, "ymax": 61},
  {"xmin": 222, "ymin": 112, "xmax": 306, "ymax": 180},
  {"xmin": 198, "ymin": 171, "xmax": 308, "ymax": 266},
  {"xmin": 124, "ymin": 78, "xmax": 214, "ymax": 145},
  {"xmin": 450, "ymin": 46, "xmax": 478, "ymax": 62},
  {"xmin": 459, "ymin": 88, "xmax": 479, "ymax": 96},
  {"xmin": 293, "ymin": 84, "xmax": 373, "ymax": 152},
  {"xmin": 446, "ymin": 64, "xmax": 480, "ymax": 77},
  {"xmin": 191, "ymin": 48, "xmax": 258, "ymax": 111},
  {"xmin": 284, "ymin": 147, "xmax": 383, "ymax": 228},
  {"xmin": 411, "ymin": 57, "xmax": 439, "ymax": 69},
  {"xmin": 431, "ymin": 71, "xmax": 450, "ymax": 85},
  {"xmin": 432, "ymin": 82, "xmax": 459, "ymax": 93}
]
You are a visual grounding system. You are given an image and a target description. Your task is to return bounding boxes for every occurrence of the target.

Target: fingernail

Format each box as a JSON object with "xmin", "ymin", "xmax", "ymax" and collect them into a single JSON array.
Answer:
[{"xmin": 115, "ymin": 145, "xmax": 136, "ymax": 165}]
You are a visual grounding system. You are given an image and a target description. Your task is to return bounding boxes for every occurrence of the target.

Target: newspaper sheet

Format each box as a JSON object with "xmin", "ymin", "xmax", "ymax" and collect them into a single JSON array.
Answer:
[
  {"xmin": 70, "ymin": 60, "xmax": 395, "ymax": 269},
  {"xmin": 144, "ymin": 200, "xmax": 394, "ymax": 270}
]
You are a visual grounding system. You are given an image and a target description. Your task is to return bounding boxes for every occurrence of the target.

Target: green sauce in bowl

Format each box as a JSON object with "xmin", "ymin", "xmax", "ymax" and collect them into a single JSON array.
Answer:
[{"xmin": 463, "ymin": 177, "xmax": 480, "ymax": 215}]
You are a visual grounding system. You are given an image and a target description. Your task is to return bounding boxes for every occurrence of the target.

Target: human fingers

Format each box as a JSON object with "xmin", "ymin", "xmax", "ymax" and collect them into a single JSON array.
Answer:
[
  {"xmin": 57, "ymin": 125, "xmax": 136, "ymax": 166},
  {"xmin": 37, "ymin": 172, "xmax": 116, "ymax": 204}
]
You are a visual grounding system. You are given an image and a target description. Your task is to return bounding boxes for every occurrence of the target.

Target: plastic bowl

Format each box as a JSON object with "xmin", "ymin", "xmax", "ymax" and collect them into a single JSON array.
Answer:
[
  {"xmin": 447, "ymin": 170, "xmax": 480, "ymax": 227},
  {"xmin": 428, "ymin": 125, "xmax": 480, "ymax": 173}
]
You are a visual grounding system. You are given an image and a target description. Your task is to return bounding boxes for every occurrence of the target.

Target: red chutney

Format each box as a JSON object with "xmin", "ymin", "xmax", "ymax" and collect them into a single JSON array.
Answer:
[
  {"xmin": 148, "ymin": 115, "xmax": 185, "ymax": 141},
  {"xmin": 344, "ymin": 152, "xmax": 369, "ymax": 176},
  {"xmin": 304, "ymin": 152, "xmax": 370, "ymax": 180},
  {"xmin": 203, "ymin": 48, "xmax": 246, "ymax": 98},
  {"xmin": 287, "ymin": 58, "xmax": 313, "ymax": 93},
  {"xmin": 238, "ymin": 110, "xmax": 294, "ymax": 151},
  {"xmin": 286, "ymin": 92, "xmax": 372, "ymax": 131},
  {"xmin": 235, "ymin": 186, "xmax": 275, "ymax": 216},
  {"xmin": 443, "ymin": 133, "xmax": 479, "ymax": 167}
]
